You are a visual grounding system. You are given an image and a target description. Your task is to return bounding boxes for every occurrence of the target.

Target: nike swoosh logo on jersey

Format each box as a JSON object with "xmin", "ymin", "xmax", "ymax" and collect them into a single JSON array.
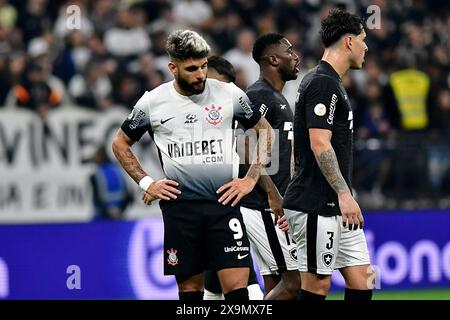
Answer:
[
  {"xmin": 161, "ymin": 117, "xmax": 175, "ymax": 124},
  {"xmin": 237, "ymin": 253, "xmax": 249, "ymax": 260}
]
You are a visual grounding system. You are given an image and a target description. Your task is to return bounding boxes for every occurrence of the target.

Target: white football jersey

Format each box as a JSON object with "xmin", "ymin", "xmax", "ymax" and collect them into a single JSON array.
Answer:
[{"xmin": 121, "ymin": 78, "xmax": 261, "ymax": 200}]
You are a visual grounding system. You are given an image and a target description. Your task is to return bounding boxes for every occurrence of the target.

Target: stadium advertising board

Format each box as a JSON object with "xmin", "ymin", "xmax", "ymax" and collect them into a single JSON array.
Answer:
[{"xmin": 0, "ymin": 210, "xmax": 448, "ymax": 299}]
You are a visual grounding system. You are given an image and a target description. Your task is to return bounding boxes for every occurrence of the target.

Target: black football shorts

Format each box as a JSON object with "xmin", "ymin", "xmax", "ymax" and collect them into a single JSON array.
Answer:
[{"xmin": 160, "ymin": 199, "xmax": 252, "ymax": 277}]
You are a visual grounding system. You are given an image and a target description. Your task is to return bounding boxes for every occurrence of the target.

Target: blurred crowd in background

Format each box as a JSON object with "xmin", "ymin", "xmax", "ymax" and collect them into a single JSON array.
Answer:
[{"xmin": 0, "ymin": 0, "xmax": 449, "ymax": 210}]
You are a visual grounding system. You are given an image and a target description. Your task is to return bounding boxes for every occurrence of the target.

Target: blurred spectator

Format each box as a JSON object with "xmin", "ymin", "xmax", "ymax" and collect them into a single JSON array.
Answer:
[
  {"xmin": 34, "ymin": 54, "xmax": 72, "ymax": 105},
  {"xmin": 0, "ymin": 0, "xmax": 18, "ymax": 31},
  {"xmin": 128, "ymin": 52, "xmax": 165, "ymax": 91},
  {"xmin": 354, "ymin": 102, "xmax": 393, "ymax": 199},
  {"xmin": 62, "ymin": 30, "xmax": 91, "ymax": 73},
  {"xmin": 430, "ymin": 89, "xmax": 450, "ymax": 134},
  {"xmin": 397, "ymin": 23, "xmax": 431, "ymax": 68},
  {"xmin": 68, "ymin": 60, "xmax": 113, "ymax": 110},
  {"xmin": 89, "ymin": 0, "xmax": 117, "ymax": 38},
  {"xmin": 0, "ymin": 54, "xmax": 8, "ymax": 104},
  {"xmin": 276, "ymin": 0, "xmax": 313, "ymax": 33},
  {"xmin": 13, "ymin": 62, "xmax": 61, "ymax": 118},
  {"xmin": 224, "ymin": 28, "xmax": 259, "ymax": 88},
  {"xmin": 3, "ymin": 51, "xmax": 27, "ymax": 98},
  {"xmin": 111, "ymin": 73, "xmax": 141, "ymax": 107},
  {"xmin": 0, "ymin": 23, "xmax": 11, "ymax": 56},
  {"xmin": 427, "ymin": 142, "xmax": 450, "ymax": 197},
  {"xmin": 87, "ymin": 34, "xmax": 109, "ymax": 60},
  {"xmin": 148, "ymin": 2, "xmax": 186, "ymax": 36},
  {"xmin": 89, "ymin": 145, "xmax": 133, "ymax": 220},
  {"xmin": 16, "ymin": 0, "xmax": 53, "ymax": 43},
  {"xmin": 103, "ymin": 5, "xmax": 151, "ymax": 59},
  {"xmin": 387, "ymin": 67, "xmax": 431, "ymax": 131},
  {"xmin": 172, "ymin": 0, "xmax": 212, "ymax": 30}
]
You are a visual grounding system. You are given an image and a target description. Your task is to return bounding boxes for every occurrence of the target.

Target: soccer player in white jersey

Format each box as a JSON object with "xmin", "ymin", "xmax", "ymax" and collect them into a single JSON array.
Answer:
[{"xmin": 112, "ymin": 30, "xmax": 274, "ymax": 301}]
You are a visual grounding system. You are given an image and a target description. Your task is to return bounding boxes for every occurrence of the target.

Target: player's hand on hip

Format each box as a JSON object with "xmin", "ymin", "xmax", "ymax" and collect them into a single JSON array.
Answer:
[
  {"xmin": 276, "ymin": 214, "xmax": 290, "ymax": 232},
  {"xmin": 141, "ymin": 191, "xmax": 157, "ymax": 205},
  {"xmin": 338, "ymin": 192, "xmax": 364, "ymax": 230},
  {"xmin": 217, "ymin": 176, "xmax": 257, "ymax": 207},
  {"xmin": 267, "ymin": 191, "xmax": 289, "ymax": 231},
  {"xmin": 268, "ymin": 191, "xmax": 283, "ymax": 217},
  {"xmin": 146, "ymin": 179, "xmax": 181, "ymax": 201}
]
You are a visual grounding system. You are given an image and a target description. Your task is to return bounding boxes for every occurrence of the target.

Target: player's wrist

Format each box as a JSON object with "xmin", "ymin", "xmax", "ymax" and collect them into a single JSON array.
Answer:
[
  {"xmin": 337, "ymin": 191, "xmax": 352, "ymax": 199},
  {"xmin": 139, "ymin": 175, "xmax": 154, "ymax": 192},
  {"xmin": 267, "ymin": 187, "xmax": 281, "ymax": 197},
  {"xmin": 244, "ymin": 175, "xmax": 257, "ymax": 186}
]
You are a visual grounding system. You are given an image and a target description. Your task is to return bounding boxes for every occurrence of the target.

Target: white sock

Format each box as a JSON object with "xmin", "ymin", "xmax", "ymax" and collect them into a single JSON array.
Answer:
[
  {"xmin": 248, "ymin": 283, "xmax": 264, "ymax": 300},
  {"xmin": 203, "ymin": 289, "xmax": 224, "ymax": 300}
]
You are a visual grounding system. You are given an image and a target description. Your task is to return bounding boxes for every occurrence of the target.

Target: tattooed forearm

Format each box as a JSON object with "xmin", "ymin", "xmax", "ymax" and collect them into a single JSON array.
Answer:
[
  {"xmin": 257, "ymin": 172, "xmax": 279, "ymax": 195},
  {"xmin": 314, "ymin": 148, "xmax": 350, "ymax": 194},
  {"xmin": 114, "ymin": 148, "xmax": 147, "ymax": 183},
  {"xmin": 246, "ymin": 118, "xmax": 273, "ymax": 183},
  {"xmin": 112, "ymin": 131, "xmax": 147, "ymax": 184},
  {"xmin": 246, "ymin": 164, "xmax": 262, "ymax": 183}
]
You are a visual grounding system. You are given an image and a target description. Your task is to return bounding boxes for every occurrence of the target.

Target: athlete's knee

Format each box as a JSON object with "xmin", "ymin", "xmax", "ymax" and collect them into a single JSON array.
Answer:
[
  {"xmin": 301, "ymin": 272, "xmax": 331, "ymax": 295},
  {"xmin": 218, "ymin": 267, "xmax": 249, "ymax": 293},
  {"xmin": 341, "ymin": 265, "xmax": 375, "ymax": 290},
  {"xmin": 284, "ymin": 277, "xmax": 301, "ymax": 296},
  {"xmin": 280, "ymin": 271, "xmax": 300, "ymax": 297},
  {"xmin": 176, "ymin": 274, "xmax": 204, "ymax": 292}
]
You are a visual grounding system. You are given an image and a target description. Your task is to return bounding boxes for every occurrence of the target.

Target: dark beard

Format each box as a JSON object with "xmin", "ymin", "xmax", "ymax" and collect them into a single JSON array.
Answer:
[
  {"xmin": 281, "ymin": 72, "xmax": 297, "ymax": 82},
  {"xmin": 177, "ymin": 75, "xmax": 206, "ymax": 95},
  {"xmin": 280, "ymin": 65, "xmax": 298, "ymax": 82}
]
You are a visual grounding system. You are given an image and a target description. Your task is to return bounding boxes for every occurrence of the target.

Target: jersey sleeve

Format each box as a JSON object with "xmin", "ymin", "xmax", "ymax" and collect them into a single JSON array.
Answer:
[
  {"xmin": 231, "ymin": 83, "xmax": 262, "ymax": 129},
  {"xmin": 246, "ymin": 89, "xmax": 277, "ymax": 124},
  {"xmin": 120, "ymin": 91, "xmax": 152, "ymax": 141},
  {"xmin": 305, "ymin": 76, "xmax": 340, "ymax": 131}
]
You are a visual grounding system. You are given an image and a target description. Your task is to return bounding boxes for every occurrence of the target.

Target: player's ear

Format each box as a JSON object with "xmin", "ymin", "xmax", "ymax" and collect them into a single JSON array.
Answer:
[
  {"xmin": 168, "ymin": 61, "xmax": 178, "ymax": 76},
  {"xmin": 345, "ymin": 36, "xmax": 353, "ymax": 50},
  {"xmin": 268, "ymin": 55, "xmax": 279, "ymax": 67}
]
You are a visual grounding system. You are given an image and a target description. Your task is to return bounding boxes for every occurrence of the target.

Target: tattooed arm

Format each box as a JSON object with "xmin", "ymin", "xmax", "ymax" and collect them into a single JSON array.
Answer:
[
  {"xmin": 245, "ymin": 117, "xmax": 274, "ymax": 184},
  {"xmin": 309, "ymin": 128, "xmax": 364, "ymax": 229},
  {"xmin": 217, "ymin": 117, "xmax": 274, "ymax": 207},
  {"xmin": 309, "ymin": 128, "xmax": 350, "ymax": 194},
  {"xmin": 112, "ymin": 129, "xmax": 180, "ymax": 202},
  {"xmin": 239, "ymin": 124, "xmax": 284, "ymax": 220},
  {"xmin": 112, "ymin": 129, "xmax": 147, "ymax": 183}
]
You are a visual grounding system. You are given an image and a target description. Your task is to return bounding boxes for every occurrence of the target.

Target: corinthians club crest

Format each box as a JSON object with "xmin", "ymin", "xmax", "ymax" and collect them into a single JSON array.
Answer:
[
  {"xmin": 204, "ymin": 104, "xmax": 223, "ymax": 125},
  {"xmin": 167, "ymin": 248, "xmax": 178, "ymax": 266}
]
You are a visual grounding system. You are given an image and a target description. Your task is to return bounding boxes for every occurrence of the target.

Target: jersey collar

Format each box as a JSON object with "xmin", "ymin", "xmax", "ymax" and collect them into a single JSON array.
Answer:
[{"xmin": 319, "ymin": 60, "xmax": 341, "ymax": 81}]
